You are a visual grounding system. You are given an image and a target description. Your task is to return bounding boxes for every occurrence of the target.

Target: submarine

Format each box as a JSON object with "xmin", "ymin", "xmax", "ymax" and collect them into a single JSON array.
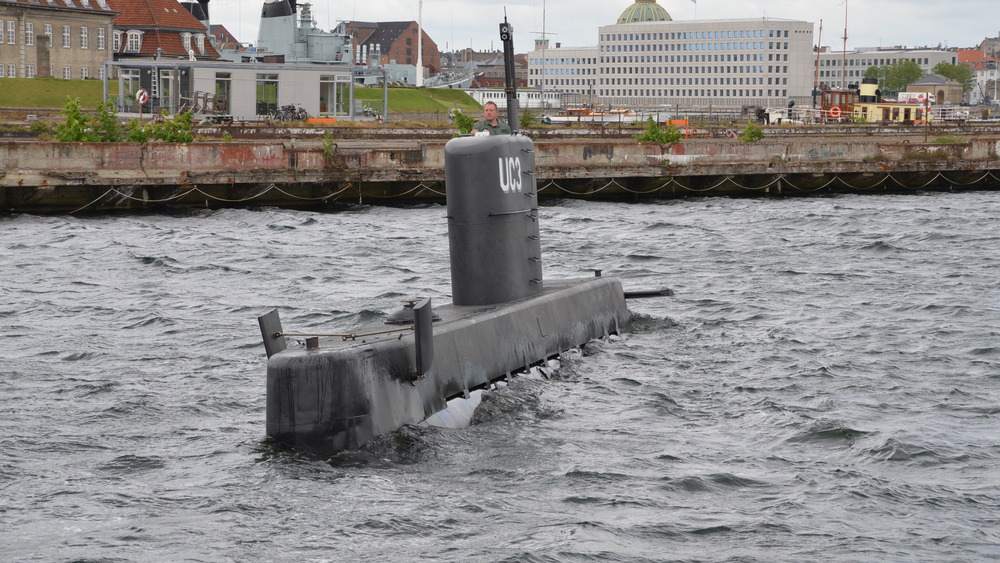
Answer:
[{"xmin": 256, "ymin": 19, "xmax": 672, "ymax": 454}]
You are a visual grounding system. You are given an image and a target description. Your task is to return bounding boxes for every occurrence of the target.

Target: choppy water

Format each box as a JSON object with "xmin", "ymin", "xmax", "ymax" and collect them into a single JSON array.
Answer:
[{"xmin": 2, "ymin": 193, "xmax": 999, "ymax": 561}]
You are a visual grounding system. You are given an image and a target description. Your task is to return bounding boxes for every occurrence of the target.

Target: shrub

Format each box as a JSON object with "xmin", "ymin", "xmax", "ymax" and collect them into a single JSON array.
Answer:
[
  {"xmin": 54, "ymin": 97, "xmax": 98, "ymax": 142},
  {"xmin": 519, "ymin": 110, "xmax": 538, "ymax": 129},
  {"xmin": 740, "ymin": 121, "xmax": 765, "ymax": 143},
  {"xmin": 634, "ymin": 116, "xmax": 682, "ymax": 144},
  {"xmin": 451, "ymin": 108, "xmax": 475, "ymax": 134},
  {"xmin": 322, "ymin": 132, "xmax": 336, "ymax": 165},
  {"xmin": 124, "ymin": 111, "xmax": 194, "ymax": 143},
  {"xmin": 92, "ymin": 100, "xmax": 123, "ymax": 142}
]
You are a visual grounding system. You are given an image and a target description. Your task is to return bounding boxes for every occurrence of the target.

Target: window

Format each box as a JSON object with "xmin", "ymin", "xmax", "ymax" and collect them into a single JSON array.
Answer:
[
  {"xmin": 113, "ymin": 30, "xmax": 121, "ymax": 51},
  {"xmin": 81, "ymin": 26, "xmax": 88, "ymax": 49},
  {"xmin": 63, "ymin": 25, "xmax": 70, "ymax": 48},
  {"xmin": 120, "ymin": 68, "xmax": 140, "ymax": 96},
  {"xmin": 81, "ymin": 68, "xmax": 88, "ymax": 79},
  {"xmin": 125, "ymin": 30, "xmax": 141, "ymax": 52},
  {"xmin": 26, "ymin": 65, "xmax": 36, "ymax": 78},
  {"xmin": 8, "ymin": 64, "xmax": 15, "ymax": 77},
  {"xmin": 26, "ymin": 23, "xmax": 34, "ymax": 46},
  {"xmin": 63, "ymin": 66, "xmax": 71, "ymax": 79},
  {"xmin": 7, "ymin": 21, "xmax": 14, "ymax": 44},
  {"xmin": 0, "ymin": 65, "xmax": 4, "ymax": 78},
  {"xmin": 256, "ymin": 73, "xmax": 279, "ymax": 116},
  {"xmin": 195, "ymin": 33, "xmax": 204, "ymax": 54},
  {"xmin": 97, "ymin": 27, "xmax": 105, "ymax": 50},
  {"xmin": 181, "ymin": 32, "xmax": 191, "ymax": 52},
  {"xmin": 214, "ymin": 71, "xmax": 231, "ymax": 111}
]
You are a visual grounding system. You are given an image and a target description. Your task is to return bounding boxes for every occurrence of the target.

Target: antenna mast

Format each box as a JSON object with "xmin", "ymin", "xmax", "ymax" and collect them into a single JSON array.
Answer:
[{"xmin": 841, "ymin": 0, "xmax": 848, "ymax": 89}]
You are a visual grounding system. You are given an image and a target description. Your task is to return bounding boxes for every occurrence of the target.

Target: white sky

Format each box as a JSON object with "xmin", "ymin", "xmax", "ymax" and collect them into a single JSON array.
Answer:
[{"xmin": 206, "ymin": 0, "xmax": 999, "ymax": 54}]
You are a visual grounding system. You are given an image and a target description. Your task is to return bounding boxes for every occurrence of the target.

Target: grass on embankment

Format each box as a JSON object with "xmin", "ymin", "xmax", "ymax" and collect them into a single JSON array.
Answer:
[
  {"xmin": 0, "ymin": 78, "xmax": 116, "ymax": 109},
  {"xmin": 0, "ymin": 78, "xmax": 482, "ymax": 112},
  {"xmin": 351, "ymin": 86, "xmax": 481, "ymax": 113}
]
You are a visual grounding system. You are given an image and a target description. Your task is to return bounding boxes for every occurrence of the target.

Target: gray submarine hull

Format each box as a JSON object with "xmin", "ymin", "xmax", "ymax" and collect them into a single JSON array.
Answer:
[{"xmin": 261, "ymin": 135, "xmax": 632, "ymax": 453}]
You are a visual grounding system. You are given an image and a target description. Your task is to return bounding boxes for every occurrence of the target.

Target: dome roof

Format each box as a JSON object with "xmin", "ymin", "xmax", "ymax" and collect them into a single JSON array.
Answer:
[{"xmin": 617, "ymin": 0, "xmax": 671, "ymax": 24}]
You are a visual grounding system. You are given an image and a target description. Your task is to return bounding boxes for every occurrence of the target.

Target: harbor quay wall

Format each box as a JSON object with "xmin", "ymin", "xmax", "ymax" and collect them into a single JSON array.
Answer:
[{"xmin": 3, "ymin": 137, "xmax": 1000, "ymax": 212}]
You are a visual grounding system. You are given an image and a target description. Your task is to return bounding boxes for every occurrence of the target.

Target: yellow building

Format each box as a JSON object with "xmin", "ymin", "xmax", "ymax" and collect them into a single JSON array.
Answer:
[{"xmin": 0, "ymin": 0, "xmax": 116, "ymax": 79}]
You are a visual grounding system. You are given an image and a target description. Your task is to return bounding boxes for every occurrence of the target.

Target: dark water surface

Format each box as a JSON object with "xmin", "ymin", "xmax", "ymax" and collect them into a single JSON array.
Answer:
[{"xmin": 2, "ymin": 193, "xmax": 999, "ymax": 561}]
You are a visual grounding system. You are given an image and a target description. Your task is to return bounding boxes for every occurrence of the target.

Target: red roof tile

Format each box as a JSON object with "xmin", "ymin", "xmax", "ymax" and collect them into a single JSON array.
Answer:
[{"xmin": 106, "ymin": 0, "xmax": 207, "ymax": 31}]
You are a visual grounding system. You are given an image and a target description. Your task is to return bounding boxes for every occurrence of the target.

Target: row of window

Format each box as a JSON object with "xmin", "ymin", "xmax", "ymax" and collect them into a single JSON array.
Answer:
[
  {"xmin": 0, "ymin": 64, "xmax": 106, "ymax": 78},
  {"xmin": 595, "ymin": 64, "xmax": 789, "ymax": 75},
  {"xmin": 0, "ymin": 22, "xmax": 206, "ymax": 55},
  {"xmin": 33, "ymin": 0, "xmax": 110, "ymax": 10},
  {"xmin": 597, "ymin": 76, "xmax": 790, "ymax": 86},
  {"xmin": 534, "ymin": 52, "xmax": 790, "ymax": 66},
  {"xmin": 535, "ymin": 76, "xmax": 790, "ymax": 87},
  {"xmin": 602, "ymin": 29, "xmax": 793, "ymax": 42},
  {"xmin": 0, "ymin": 21, "xmax": 107, "ymax": 49},
  {"xmin": 598, "ymin": 88, "xmax": 790, "ymax": 98},
  {"xmin": 602, "ymin": 41, "xmax": 791, "ymax": 53},
  {"xmin": 819, "ymin": 57, "xmax": 934, "ymax": 67}
]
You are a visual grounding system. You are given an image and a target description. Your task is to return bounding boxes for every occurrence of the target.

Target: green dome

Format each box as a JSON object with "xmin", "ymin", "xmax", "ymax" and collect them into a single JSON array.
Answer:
[{"xmin": 617, "ymin": 0, "xmax": 672, "ymax": 24}]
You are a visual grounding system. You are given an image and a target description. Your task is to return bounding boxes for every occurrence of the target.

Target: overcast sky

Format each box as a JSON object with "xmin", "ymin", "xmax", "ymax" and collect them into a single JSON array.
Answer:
[{"xmin": 207, "ymin": 0, "xmax": 998, "ymax": 54}]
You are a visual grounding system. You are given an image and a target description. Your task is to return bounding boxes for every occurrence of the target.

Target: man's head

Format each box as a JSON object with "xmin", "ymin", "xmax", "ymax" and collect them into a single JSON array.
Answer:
[{"xmin": 483, "ymin": 101, "xmax": 499, "ymax": 122}]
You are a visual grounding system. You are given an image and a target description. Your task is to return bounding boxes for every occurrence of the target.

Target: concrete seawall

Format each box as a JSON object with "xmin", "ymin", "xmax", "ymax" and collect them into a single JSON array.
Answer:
[{"xmin": 3, "ymin": 136, "xmax": 1000, "ymax": 212}]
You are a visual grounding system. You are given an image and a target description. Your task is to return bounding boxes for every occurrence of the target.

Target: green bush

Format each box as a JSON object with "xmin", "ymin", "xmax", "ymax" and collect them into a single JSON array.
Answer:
[
  {"xmin": 740, "ymin": 121, "xmax": 765, "ymax": 143},
  {"xmin": 54, "ymin": 97, "xmax": 193, "ymax": 143},
  {"xmin": 54, "ymin": 97, "xmax": 99, "ymax": 142},
  {"xmin": 519, "ymin": 110, "xmax": 538, "ymax": 129},
  {"xmin": 451, "ymin": 109, "xmax": 476, "ymax": 134},
  {"xmin": 322, "ymin": 132, "xmax": 336, "ymax": 165},
  {"xmin": 634, "ymin": 116, "xmax": 682, "ymax": 144},
  {"xmin": 124, "ymin": 111, "xmax": 194, "ymax": 143},
  {"xmin": 92, "ymin": 100, "xmax": 124, "ymax": 142}
]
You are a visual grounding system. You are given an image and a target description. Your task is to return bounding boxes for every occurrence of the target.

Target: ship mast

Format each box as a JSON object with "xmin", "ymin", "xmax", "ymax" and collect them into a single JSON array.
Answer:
[
  {"xmin": 814, "ymin": 19, "xmax": 822, "ymax": 108},
  {"xmin": 841, "ymin": 0, "xmax": 848, "ymax": 89}
]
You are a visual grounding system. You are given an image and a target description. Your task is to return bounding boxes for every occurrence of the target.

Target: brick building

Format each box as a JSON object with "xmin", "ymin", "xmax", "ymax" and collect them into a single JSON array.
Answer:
[{"xmin": 345, "ymin": 20, "xmax": 440, "ymax": 77}]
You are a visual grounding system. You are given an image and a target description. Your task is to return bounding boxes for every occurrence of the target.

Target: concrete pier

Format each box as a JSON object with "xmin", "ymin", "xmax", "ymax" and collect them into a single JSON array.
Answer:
[{"xmin": 3, "ymin": 135, "xmax": 1000, "ymax": 212}]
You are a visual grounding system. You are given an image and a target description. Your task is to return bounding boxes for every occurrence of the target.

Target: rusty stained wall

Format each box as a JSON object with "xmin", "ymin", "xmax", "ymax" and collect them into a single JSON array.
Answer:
[
  {"xmin": 0, "ymin": 142, "xmax": 288, "ymax": 173},
  {"xmin": 2, "ymin": 138, "xmax": 999, "ymax": 189}
]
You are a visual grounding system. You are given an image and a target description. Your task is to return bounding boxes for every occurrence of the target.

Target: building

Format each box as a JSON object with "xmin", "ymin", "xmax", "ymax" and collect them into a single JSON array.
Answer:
[
  {"xmin": 527, "ymin": 0, "xmax": 816, "ymax": 109},
  {"xmin": 104, "ymin": 59, "xmax": 355, "ymax": 118},
  {"xmin": 528, "ymin": 40, "xmax": 598, "ymax": 106},
  {"xmin": 106, "ymin": 0, "xmax": 219, "ymax": 61},
  {"xmin": 345, "ymin": 20, "xmax": 441, "ymax": 81},
  {"xmin": 817, "ymin": 47, "xmax": 958, "ymax": 90},
  {"xmin": 100, "ymin": 0, "xmax": 220, "ymax": 112},
  {"xmin": 208, "ymin": 24, "xmax": 240, "ymax": 49},
  {"xmin": 468, "ymin": 54, "xmax": 527, "ymax": 88},
  {"xmin": 906, "ymin": 73, "xmax": 963, "ymax": 105},
  {"xmin": 977, "ymin": 34, "xmax": 1000, "ymax": 60},
  {"xmin": 957, "ymin": 49, "xmax": 999, "ymax": 104},
  {"xmin": 0, "ymin": 0, "xmax": 117, "ymax": 80}
]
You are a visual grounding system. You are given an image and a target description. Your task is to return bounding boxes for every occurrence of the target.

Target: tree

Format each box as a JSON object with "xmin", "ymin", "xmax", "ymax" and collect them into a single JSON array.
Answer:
[
  {"xmin": 884, "ymin": 60, "xmax": 925, "ymax": 92},
  {"xmin": 634, "ymin": 116, "xmax": 682, "ymax": 144},
  {"xmin": 932, "ymin": 61, "xmax": 975, "ymax": 93},
  {"xmin": 92, "ymin": 100, "xmax": 123, "ymax": 142},
  {"xmin": 54, "ymin": 97, "xmax": 99, "ymax": 142},
  {"xmin": 864, "ymin": 65, "xmax": 890, "ymax": 88},
  {"xmin": 739, "ymin": 121, "xmax": 765, "ymax": 143}
]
